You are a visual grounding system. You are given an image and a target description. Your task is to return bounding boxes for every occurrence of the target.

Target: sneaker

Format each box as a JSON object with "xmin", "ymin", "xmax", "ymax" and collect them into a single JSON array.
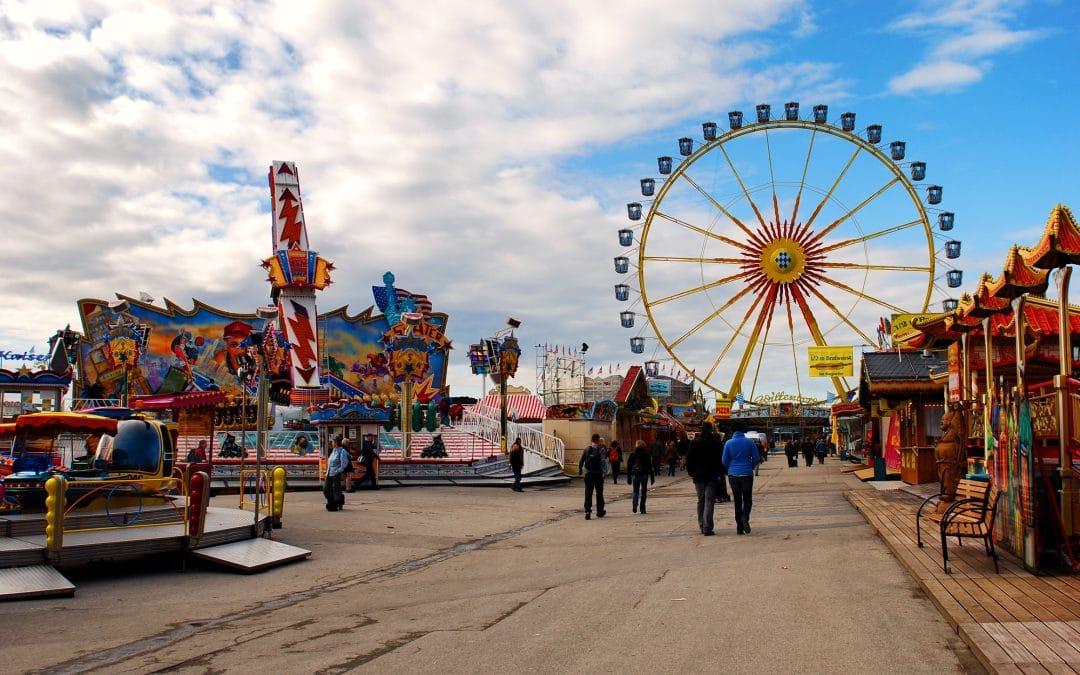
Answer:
[
  {"xmin": 703, "ymin": 531, "xmax": 715, "ymax": 536},
  {"xmin": 585, "ymin": 513, "xmax": 591, "ymax": 520},
  {"xmin": 597, "ymin": 510, "xmax": 606, "ymax": 518},
  {"xmin": 744, "ymin": 521, "xmax": 751, "ymax": 534}
]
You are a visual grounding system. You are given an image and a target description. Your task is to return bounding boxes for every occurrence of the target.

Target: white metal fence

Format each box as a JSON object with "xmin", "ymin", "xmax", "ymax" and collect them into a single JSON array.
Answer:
[{"xmin": 460, "ymin": 405, "xmax": 565, "ymax": 467}]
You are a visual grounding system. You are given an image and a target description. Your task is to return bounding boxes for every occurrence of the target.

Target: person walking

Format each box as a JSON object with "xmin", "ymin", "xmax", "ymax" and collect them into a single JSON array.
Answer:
[
  {"xmin": 352, "ymin": 433, "xmax": 380, "ymax": 490},
  {"xmin": 509, "ymin": 437, "xmax": 524, "ymax": 492},
  {"xmin": 815, "ymin": 436, "xmax": 827, "ymax": 465},
  {"xmin": 609, "ymin": 440, "xmax": 623, "ymax": 485},
  {"xmin": 685, "ymin": 422, "xmax": 724, "ymax": 536},
  {"xmin": 649, "ymin": 438, "xmax": 663, "ymax": 475},
  {"xmin": 626, "ymin": 440, "xmax": 655, "ymax": 514},
  {"xmin": 723, "ymin": 423, "xmax": 761, "ymax": 535},
  {"xmin": 802, "ymin": 436, "xmax": 816, "ymax": 467},
  {"xmin": 665, "ymin": 440, "xmax": 678, "ymax": 476},
  {"xmin": 577, "ymin": 434, "xmax": 607, "ymax": 520},
  {"xmin": 785, "ymin": 437, "xmax": 798, "ymax": 468},
  {"xmin": 323, "ymin": 435, "xmax": 351, "ymax": 512}
]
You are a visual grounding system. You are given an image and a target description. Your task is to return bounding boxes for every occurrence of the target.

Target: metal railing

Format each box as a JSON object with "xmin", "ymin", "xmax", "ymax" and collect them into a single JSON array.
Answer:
[{"xmin": 460, "ymin": 405, "xmax": 564, "ymax": 467}]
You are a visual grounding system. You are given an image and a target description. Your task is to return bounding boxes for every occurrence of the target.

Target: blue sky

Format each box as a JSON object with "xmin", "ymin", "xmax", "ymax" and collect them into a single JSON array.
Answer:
[{"xmin": 0, "ymin": 0, "xmax": 1076, "ymax": 405}]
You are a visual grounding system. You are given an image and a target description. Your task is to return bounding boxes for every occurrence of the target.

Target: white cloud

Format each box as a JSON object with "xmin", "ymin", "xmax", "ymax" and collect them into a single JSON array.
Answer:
[
  {"xmin": 0, "ymin": 0, "xmax": 870, "ymax": 400},
  {"xmin": 888, "ymin": 60, "xmax": 984, "ymax": 94},
  {"xmin": 886, "ymin": 0, "xmax": 1045, "ymax": 95}
]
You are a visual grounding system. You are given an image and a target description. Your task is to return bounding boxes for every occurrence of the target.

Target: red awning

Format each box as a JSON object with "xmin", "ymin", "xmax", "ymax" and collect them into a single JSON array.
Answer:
[{"xmin": 472, "ymin": 394, "xmax": 546, "ymax": 420}]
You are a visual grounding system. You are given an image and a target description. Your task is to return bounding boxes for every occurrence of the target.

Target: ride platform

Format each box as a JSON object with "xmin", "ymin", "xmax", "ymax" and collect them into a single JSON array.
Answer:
[{"xmin": 0, "ymin": 503, "xmax": 309, "ymax": 600}]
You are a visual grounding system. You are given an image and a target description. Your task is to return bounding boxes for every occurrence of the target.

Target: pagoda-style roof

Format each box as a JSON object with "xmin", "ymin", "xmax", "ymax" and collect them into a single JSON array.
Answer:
[
  {"xmin": 961, "ymin": 278, "xmax": 1011, "ymax": 318},
  {"xmin": 1023, "ymin": 205, "xmax": 1080, "ymax": 270},
  {"xmin": 985, "ymin": 245, "xmax": 1050, "ymax": 299}
]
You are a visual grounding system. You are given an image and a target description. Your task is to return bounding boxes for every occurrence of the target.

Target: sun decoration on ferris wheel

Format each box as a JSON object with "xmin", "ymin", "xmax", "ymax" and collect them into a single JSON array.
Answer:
[{"xmin": 613, "ymin": 102, "xmax": 963, "ymax": 400}]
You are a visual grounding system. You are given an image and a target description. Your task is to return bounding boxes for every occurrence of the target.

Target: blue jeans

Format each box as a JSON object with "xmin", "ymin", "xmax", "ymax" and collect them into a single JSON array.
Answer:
[
  {"xmin": 632, "ymin": 475, "xmax": 650, "ymax": 512},
  {"xmin": 728, "ymin": 474, "xmax": 754, "ymax": 526},
  {"xmin": 695, "ymin": 479, "xmax": 718, "ymax": 533}
]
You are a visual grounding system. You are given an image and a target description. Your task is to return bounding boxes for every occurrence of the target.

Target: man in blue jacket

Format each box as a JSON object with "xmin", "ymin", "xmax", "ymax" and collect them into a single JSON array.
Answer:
[{"xmin": 722, "ymin": 423, "xmax": 761, "ymax": 535}]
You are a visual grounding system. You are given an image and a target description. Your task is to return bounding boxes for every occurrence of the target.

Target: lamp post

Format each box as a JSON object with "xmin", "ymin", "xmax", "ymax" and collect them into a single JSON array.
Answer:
[
  {"xmin": 469, "ymin": 317, "xmax": 522, "ymax": 454},
  {"xmin": 250, "ymin": 305, "xmax": 279, "ymax": 534}
]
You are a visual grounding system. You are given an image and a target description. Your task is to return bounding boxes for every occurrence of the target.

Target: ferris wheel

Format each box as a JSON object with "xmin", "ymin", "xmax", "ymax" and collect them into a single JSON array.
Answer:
[{"xmin": 614, "ymin": 102, "xmax": 962, "ymax": 401}]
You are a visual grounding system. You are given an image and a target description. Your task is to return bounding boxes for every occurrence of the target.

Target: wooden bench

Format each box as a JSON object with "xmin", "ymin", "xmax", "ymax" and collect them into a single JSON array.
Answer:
[{"xmin": 916, "ymin": 478, "xmax": 1001, "ymax": 573}]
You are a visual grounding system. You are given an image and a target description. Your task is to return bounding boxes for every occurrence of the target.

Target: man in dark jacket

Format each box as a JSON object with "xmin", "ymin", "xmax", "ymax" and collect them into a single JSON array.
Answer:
[
  {"xmin": 685, "ymin": 423, "xmax": 724, "ymax": 536},
  {"xmin": 577, "ymin": 434, "xmax": 607, "ymax": 520}
]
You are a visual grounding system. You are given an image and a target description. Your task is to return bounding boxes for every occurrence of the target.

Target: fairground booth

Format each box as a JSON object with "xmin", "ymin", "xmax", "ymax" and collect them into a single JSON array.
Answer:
[{"xmin": 905, "ymin": 205, "xmax": 1080, "ymax": 573}]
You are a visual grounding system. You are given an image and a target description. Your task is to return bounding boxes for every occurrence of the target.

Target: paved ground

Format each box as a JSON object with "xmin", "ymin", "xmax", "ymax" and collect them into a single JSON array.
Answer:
[{"xmin": 3, "ymin": 456, "xmax": 984, "ymax": 674}]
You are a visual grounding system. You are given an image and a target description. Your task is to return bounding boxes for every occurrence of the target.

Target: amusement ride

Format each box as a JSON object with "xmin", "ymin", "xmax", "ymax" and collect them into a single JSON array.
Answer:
[{"xmin": 615, "ymin": 102, "xmax": 963, "ymax": 404}]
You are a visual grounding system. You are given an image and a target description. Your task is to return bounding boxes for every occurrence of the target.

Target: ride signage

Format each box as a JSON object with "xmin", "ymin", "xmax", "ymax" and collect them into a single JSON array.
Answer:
[{"xmin": 807, "ymin": 346, "xmax": 853, "ymax": 377}]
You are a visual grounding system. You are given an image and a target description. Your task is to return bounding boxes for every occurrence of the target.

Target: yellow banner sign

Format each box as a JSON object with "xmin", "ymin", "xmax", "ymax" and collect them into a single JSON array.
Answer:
[
  {"xmin": 714, "ymin": 400, "xmax": 732, "ymax": 419},
  {"xmin": 807, "ymin": 346, "xmax": 853, "ymax": 377},
  {"xmin": 891, "ymin": 312, "xmax": 938, "ymax": 346}
]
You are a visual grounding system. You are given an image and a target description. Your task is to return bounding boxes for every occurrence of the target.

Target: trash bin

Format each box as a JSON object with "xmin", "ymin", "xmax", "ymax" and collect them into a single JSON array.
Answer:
[{"xmin": 873, "ymin": 456, "xmax": 887, "ymax": 481}]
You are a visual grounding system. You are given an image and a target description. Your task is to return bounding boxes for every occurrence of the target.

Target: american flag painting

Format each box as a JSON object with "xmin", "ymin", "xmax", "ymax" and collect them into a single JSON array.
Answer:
[{"xmin": 372, "ymin": 286, "xmax": 433, "ymax": 316}]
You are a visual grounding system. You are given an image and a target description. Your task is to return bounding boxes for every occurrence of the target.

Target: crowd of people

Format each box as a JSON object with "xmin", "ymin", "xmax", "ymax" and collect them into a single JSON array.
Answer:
[{"xmin": 319, "ymin": 424, "xmax": 843, "ymax": 537}]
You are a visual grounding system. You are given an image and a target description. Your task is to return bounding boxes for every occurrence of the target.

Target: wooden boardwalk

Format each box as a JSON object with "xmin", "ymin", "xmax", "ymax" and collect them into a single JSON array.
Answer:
[{"xmin": 848, "ymin": 489, "xmax": 1080, "ymax": 674}]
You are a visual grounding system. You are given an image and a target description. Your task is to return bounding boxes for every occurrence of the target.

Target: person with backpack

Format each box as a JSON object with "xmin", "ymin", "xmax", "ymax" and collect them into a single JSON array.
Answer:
[
  {"xmin": 685, "ymin": 423, "xmax": 724, "ymax": 536},
  {"xmin": 608, "ymin": 440, "xmax": 624, "ymax": 485},
  {"xmin": 577, "ymin": 433, "xmax": 607, "ymax": 520},
  {"xmin": 626, "ymin": 440, "xmax": 655, "ymax": 514},
  {"xmin": 815, "ymin": 437, "xmax": 827, "ymax": 465}
]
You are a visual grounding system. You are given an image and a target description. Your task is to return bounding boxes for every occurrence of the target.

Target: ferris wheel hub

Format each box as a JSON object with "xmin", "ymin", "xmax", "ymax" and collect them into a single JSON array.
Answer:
[{"xmin": 759, "ymin": 236, "xmax": 807, "ymax": 284}]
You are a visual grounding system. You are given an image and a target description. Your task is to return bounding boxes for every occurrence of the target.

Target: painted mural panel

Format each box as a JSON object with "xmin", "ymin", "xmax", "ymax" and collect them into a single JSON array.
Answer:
[{"xmin": 75, "ymin": 287, "xmax": 449, "ymax": 404}]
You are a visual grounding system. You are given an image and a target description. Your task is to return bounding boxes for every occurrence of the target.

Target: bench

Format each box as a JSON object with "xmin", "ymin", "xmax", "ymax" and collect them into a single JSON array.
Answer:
[{"xmin": 916, "ymin": 478, "xmax": 1001, "ymax": 573}]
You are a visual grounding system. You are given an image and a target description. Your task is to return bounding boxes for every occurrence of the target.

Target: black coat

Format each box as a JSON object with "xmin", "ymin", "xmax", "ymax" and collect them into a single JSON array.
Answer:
[
  {"xmin": 685, "ymin": 432, "xmax": 724, "ymax": 482},
  {"xmin": 627, "ymin": 448, "xmax": 654, "ymax": 477}
]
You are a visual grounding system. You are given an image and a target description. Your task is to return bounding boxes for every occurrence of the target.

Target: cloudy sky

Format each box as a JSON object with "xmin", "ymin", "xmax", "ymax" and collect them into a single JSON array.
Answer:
[{"xmin": 1, "ymin": 0, "xmax": 1076, "ymax": 406}]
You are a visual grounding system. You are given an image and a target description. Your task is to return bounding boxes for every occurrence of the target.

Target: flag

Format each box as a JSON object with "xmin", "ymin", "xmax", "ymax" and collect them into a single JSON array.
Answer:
[
  {"xmin": 396, "ymin": 288, "xmax": 432, "ymax": 315},
  {"xmin": 736, "ymin": 392, "xmax": 745, "ymax": 405},
  {"xmin": 826, "ymin": 391, "xmax": 835, "ymax": 404}
]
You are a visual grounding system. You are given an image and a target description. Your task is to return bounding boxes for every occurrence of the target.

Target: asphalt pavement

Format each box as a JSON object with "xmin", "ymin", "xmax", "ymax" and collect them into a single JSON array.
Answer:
[{"xmin": 2, "ymin": 455, "xmax": 983, "ymax": 674}]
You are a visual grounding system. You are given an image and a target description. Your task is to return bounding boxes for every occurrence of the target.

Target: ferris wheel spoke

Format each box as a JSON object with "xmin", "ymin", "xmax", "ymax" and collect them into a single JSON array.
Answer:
[
  {"xmin": 727, "ymin": 285, "xmax": 779, "ymax": 398},
  {"xmin": 791, "ymin": 282, "xmax": 858, "ymax": 396},
  {"xmin": 806, "ymin": 176, "xmax": 902, "ymax": 247},
  {"xmin": 668, "ymin": 283, "xmax": 759, "ymax": 350},
  {"xmin": 642, "ymin": 255, "xmax": 747, "ymax": 265},
  {"xmin": 813, "ymin": 219, "xmax": 922, "ymax": 255},
  {"xmin": 704, "ymin": 282, "xmax": 770, "ymax": 384},
  {"xmin": 796, "ymin": 145, "xmax": 861, "ymax": 240},
  {"xmin": 718, "ymin": 144, "xmax": 768, "ymax": 229},
  {"xmin": 812, "ymin": 274, "xmax": 908, "ymax": 315},
  {"xmin": 790, "ymin": 126, "xmax": 818, "ymax": 228},
  {"xmin": 678, "ymin": 173, "xmax": 765, "ymax": 246},
  {"xmin": 649, "ymin": 270, "xmax": 754, "ymax": 306},
  {"xmin": 817, "ymin": 261, "xmax": 931, "ymax": 273},
  {"xmin": 803, "ymin": 282, "xmax": 879, "ymax": 346},
  {"xmin": 765, "ymin": 130, "xmax": 782, "ymax": 238},
  {"xmin": 784, "ymin": 290, "xmax": 802, "ymax": 400},
  {"xmin": 654, "ymin": 211, "xmax": 754, "ymax": 252}
]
